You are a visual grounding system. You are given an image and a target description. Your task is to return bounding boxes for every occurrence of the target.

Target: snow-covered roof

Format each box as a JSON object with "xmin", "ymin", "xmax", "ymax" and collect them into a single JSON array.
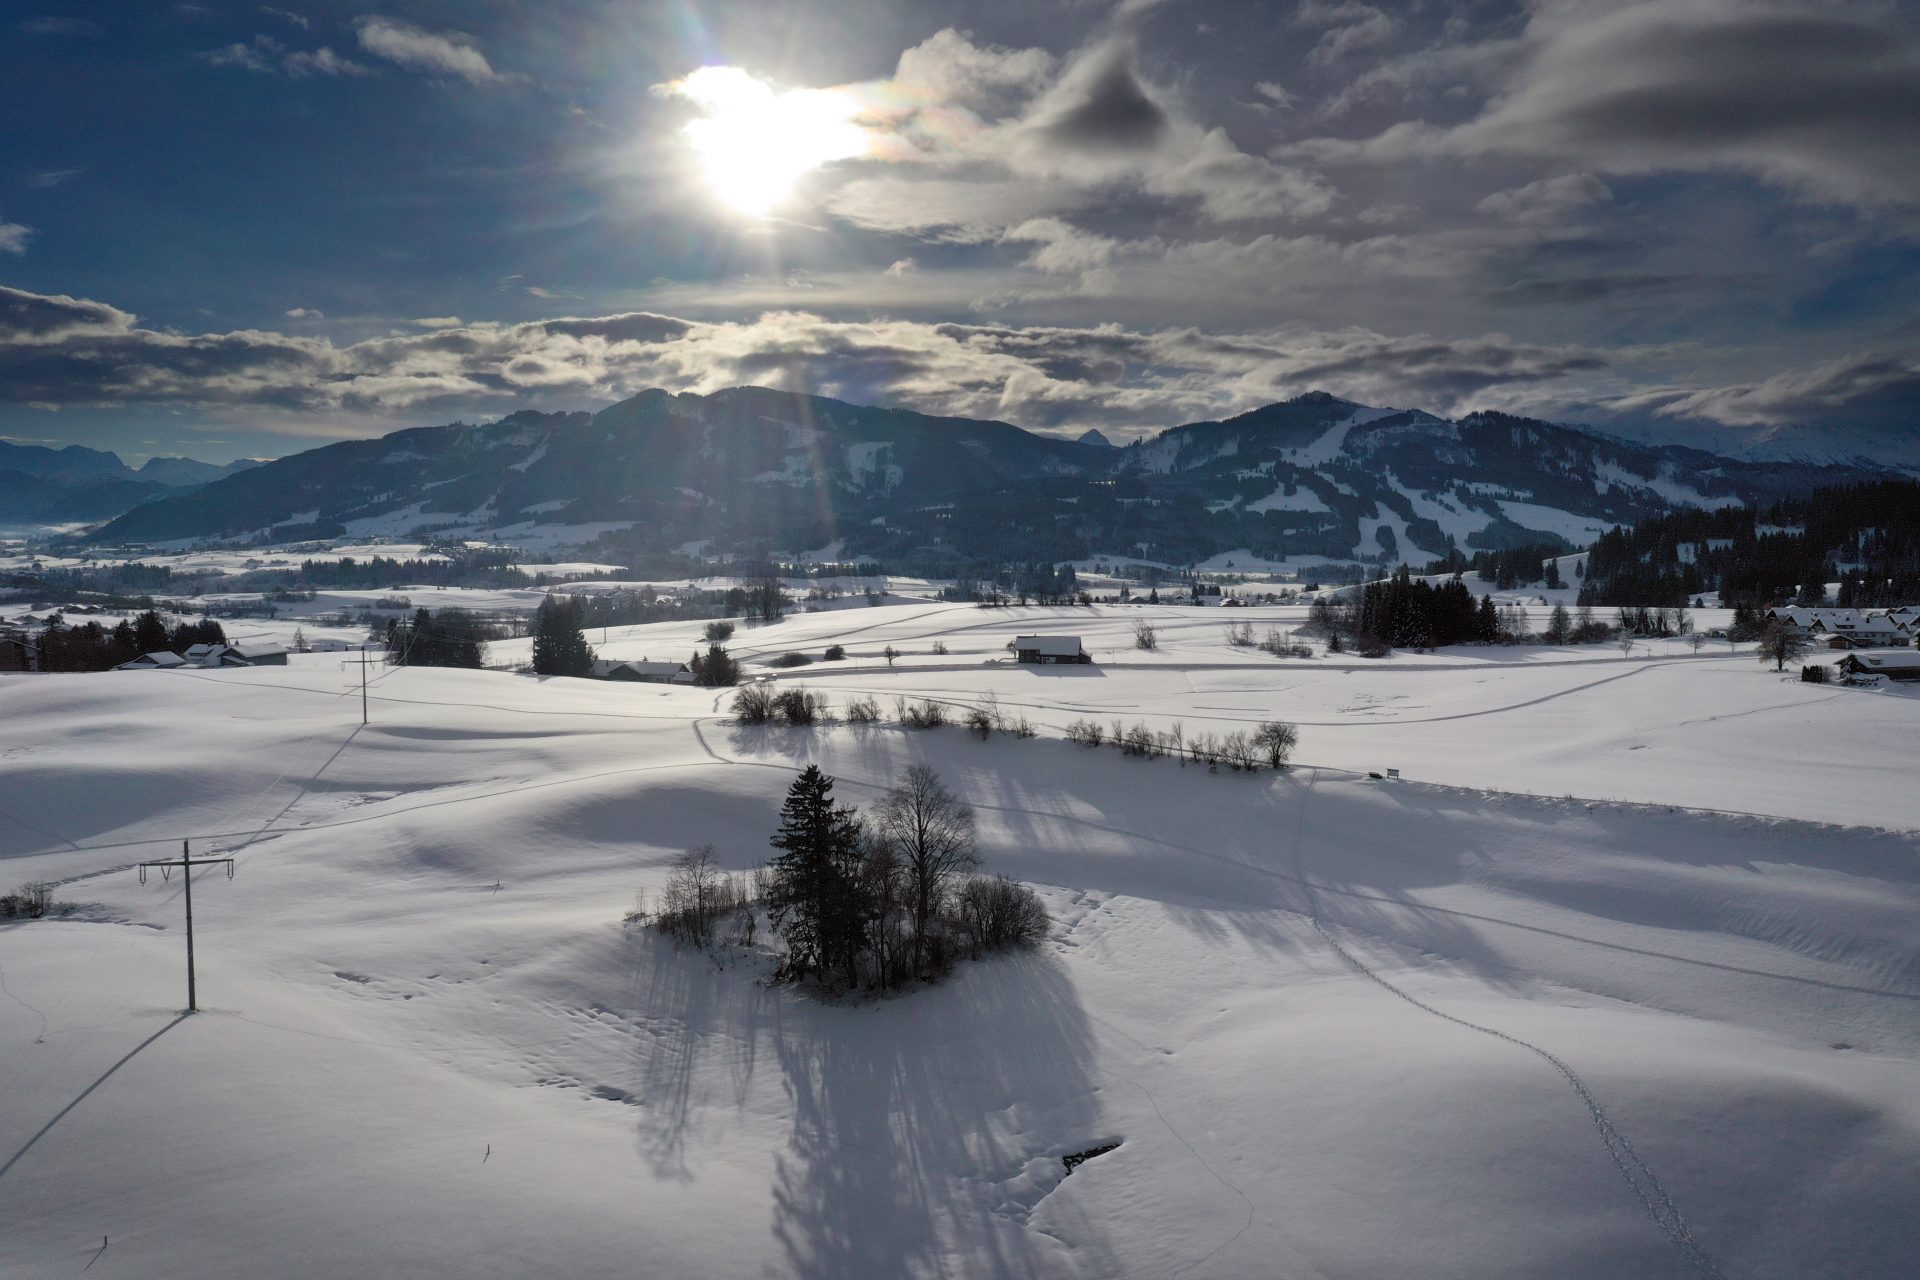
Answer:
[
  {"xmin": 1767, "ymin": 608, "xmax": 1908, "ymax": 633},
  {"xmin": 1843, "ymin": 650, "xmax": 1920, "ymax": 669},
  {"xmin": 1013, "ymin": 634, "xmax": 1084, "ymax": 656},
  {"xmin": 118, "ymin": 651, "xmax": 187, "ymax": 669},
  {"xmin": 233, "ymin": 645, "xmax": 288, "ymax": 659}
]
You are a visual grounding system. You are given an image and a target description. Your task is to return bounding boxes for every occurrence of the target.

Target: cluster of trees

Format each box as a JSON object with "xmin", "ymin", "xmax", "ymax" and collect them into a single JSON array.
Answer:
[
  {"xmin": 9, "ymin": 609, "xmax": 227, "ymax": 672},
  {"xmin": 1303, "ymin": 572, "xmax": 1630, "ymax": 652},
  {"xmin": 1424, "ymin": 542, "xmax": 1569, "ymax": 590},
  {"xmin": 762, "ymin": 764, "xmax": 1044, "ymax": 990},
  {"xmin": 385, "ymin": 608, "xmax": 490, "ymax": 668},
  {"xmin": 1307, "ymin": 572, "xmax": 1508, "ymax": 649},
  {"xmin": 944, "ymin": 561, "xmax": 1084, "ymax": 606},
  {"xmin": 641, "ymin": 765, "xmax": 1047, "ymax": 994}
]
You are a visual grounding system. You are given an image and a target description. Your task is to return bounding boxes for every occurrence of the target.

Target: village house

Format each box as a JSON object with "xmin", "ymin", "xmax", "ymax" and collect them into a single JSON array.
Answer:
[
  {"xmin": 115, "ymin": 651, "xmax": 190, "ymax": 671},
  {"xmin": 1766, "ymin": 607, "xmax": 1912, "ymax": 648},
  {"xmin": 1837, "ymin": 651, "xmax": 1920, "ymax": 682}
]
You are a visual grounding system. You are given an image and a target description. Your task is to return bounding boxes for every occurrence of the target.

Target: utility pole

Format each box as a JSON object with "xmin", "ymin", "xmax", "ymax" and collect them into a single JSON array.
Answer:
[
  {"xmin": 344, "ymin": 648, "xmax": 375, "ymax": 724},
  {"xmin": 138, "ymin": 840, "xmax": 234, "ymax": 1013}
]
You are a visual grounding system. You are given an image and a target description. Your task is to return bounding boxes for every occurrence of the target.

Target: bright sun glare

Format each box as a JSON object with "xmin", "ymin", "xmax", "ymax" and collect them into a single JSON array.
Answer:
[{"xmin": 674, "ymin": 66, "xmax": 868, "ymax": 218}]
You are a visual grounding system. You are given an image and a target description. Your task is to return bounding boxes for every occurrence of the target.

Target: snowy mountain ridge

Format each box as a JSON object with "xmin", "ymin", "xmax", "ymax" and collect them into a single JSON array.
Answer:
[{"xmin": 84, "ymin": 387, "xmax": 1893, "ymax": 564}]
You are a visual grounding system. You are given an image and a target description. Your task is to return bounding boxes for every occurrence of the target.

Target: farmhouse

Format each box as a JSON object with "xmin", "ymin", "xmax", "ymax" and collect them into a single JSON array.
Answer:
[
  {"xmin": 115, "ymin": 651, "xmax": 189, "ymax": 671},
  {"xmin": 1013, "ymin": 634, "xmax": 1090, "ymax": 665},
  {"xmin": 1767, "ymin": 607, "xmax": 1911, "ymax": 647},
  {"xmin": 233, "ymin": 645, "xmax": 289, "ymax": 666},
  {"xmin": 1838, "ymin": 651, "xmax": 1920, "ymax": 682}
]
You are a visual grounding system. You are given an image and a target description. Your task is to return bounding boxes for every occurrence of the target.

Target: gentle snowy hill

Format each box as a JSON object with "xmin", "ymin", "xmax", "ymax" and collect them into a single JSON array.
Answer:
[{"xmin": 2, "ymin": 606, "xmax": 1917, "ymax": 1277}]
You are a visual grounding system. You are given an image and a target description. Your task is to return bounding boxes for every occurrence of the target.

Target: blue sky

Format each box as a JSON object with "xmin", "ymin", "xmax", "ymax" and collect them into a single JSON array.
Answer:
[{"xmin": 3, "ymin": 0, "xmax": 1917, "ymax": 462}]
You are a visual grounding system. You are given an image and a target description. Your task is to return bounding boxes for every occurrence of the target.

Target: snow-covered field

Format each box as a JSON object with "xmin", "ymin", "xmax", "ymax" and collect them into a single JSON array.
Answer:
[{"xmin": 2, "ymin": 604, "xmax": 1916, "ymax": 1278}]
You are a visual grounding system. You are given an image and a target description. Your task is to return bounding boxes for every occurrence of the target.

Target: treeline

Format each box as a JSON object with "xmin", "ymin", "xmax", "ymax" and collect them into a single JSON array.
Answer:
[
  {"xmin": 942, "ymin": 561, "xmax": 1084, "ymax": 605},
  {"xmin": 5, "ymin": 610, "xmax": 226, "ymax": 672},
  {"xmin": 639, "ymin": 764, "xmax": 1046, "ymax": 993},
  {"xmin": 384, "ymin": 608, "xmax": 493, "ymax": 668},
  {"xmin": 1578, "ymin": 479, "xmax": 1920, "ymax": 608},
  {"xmin": 289, "ymin": 550, "xmax": 527, "ymax": 589}
]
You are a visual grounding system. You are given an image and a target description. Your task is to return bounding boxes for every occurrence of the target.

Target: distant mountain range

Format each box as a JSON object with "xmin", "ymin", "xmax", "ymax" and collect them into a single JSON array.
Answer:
[
  {"xmin": 0, "ymin": 441, "xmax": 257, "ymax": 525},
  {"xmin": 84, "ymin": 387, "xmax": 1895, "ymax": 567}
]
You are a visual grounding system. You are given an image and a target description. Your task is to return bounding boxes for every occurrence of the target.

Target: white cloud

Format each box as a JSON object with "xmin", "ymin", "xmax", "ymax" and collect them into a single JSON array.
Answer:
[
  {"xmin": 201, "ymin": 34, "xmax": 367, "ymax": 77},
  {"xmin": 1476, "ymin": 173, "xmax": 1612, "ymax": 225},
  {"xmin": 353, "ymin": 17, "xmax": 502, "ymax": 84},
  {"xmin": 0, "ymin": 283, "xmax": 1625, "ymax": 436},
  {"xmin": 0, "ymin": 222, "xmax": 31, "ymax": 255}
]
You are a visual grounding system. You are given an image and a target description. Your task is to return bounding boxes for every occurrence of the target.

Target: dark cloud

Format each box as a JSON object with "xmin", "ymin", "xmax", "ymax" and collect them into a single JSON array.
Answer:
[
  {"xmin": 538, "ymin": 313, "xmax": 692, "ymax": 343},
  {"xmin": 1300, "ymin": 3, "xmax": 1920, "ymax": 210},
  {"xmin": 1027, "ymin": 43, "xmax": 1170, "ymax": 153},
  {"xmin": 0, "ymin": 286, "xmax": 133, "ymax": 340},
  {"xmin": 1481, "ymin": 273, "xmax": 1703, "ymax": 306}
]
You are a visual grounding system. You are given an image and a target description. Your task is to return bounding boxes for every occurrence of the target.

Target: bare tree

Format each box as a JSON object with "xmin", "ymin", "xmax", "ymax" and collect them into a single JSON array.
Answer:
[
  {"xmin": 1253, "ymin": 720, "xmax": 1299, "ymax": 769},
  {"xmin": 873, "ymin": 764, "xmax": 977, "ymax": 976},
  {"xmin": 1756, "ymin": 619, "xmax": 1809, "ymax": 672},
  {"xmin": 1134, "ymin": 619, "xmax": 1158, "ymax": 651}
]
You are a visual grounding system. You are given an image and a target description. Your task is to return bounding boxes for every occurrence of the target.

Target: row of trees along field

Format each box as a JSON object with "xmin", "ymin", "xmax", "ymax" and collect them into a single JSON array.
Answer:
[
  {"xmin": 5, "ymin": 610, "xmax": 226, "ymax": 672},
  {"xmin": 646, "ymin": 764, "xmax": 1046, "ymax": 994},
  {"xmin": 1576, "ymin": 478, "xmax": 1920, "ymax": 609}
]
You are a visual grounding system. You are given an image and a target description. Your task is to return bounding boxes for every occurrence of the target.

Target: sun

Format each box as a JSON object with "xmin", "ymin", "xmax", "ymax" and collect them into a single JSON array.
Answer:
[{"xmin": 670, "ymin": 66, "xmax": 869, "ymax": 218}]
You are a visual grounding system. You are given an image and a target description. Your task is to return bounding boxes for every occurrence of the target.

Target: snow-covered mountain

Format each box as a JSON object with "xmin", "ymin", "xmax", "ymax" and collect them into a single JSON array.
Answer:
[
  {"xmin": 0, "ymin": 441, "xmax": 256, "ymax": 525},
  {"xmin": 86, "ymin": 388, "xmax": 1890, "ymax": 563}
]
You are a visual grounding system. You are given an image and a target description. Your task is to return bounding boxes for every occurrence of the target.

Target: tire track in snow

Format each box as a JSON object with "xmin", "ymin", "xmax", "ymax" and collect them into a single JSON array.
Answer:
[{"xmin": 1285, "ymin": 769, "xmax": 1728, "ymax": 1279}]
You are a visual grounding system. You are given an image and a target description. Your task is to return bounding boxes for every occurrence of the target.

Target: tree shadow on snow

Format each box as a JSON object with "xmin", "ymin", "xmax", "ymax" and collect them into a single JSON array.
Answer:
[
  {"xmin": 768, "ymin": 954, "xmax": 1113, "ymax": 1280},
  {"xmin": 622, "ymin": 929, "xmax": 1114, "ymax": 1278}
]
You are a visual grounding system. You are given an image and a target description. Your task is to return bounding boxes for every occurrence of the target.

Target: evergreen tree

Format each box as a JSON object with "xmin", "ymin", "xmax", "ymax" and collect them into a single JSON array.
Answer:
[
  {"xmin": 132, "ymin": 609, "xmax": 169, "ymax": 654},
  {"xmin": 1474, "ymin": 595, "xmax": 1500, "ymax": 643},
  {"xmin": 531, "ymin": 596, "xmax": 595, "ymax": 677},
  {"xmin": 764, "ymin": 766, "xmax": 868, "ymax": 987}
]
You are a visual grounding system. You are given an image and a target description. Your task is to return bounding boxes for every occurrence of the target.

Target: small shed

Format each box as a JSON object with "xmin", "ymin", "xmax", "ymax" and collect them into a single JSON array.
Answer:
[
  {"xmin": 1013, "ymin": 634, "xmax": 1090, "ymax": 665},
  {"xmin": 1838, "ymin": 651, "xmax": 1920, "ymax": 682}
]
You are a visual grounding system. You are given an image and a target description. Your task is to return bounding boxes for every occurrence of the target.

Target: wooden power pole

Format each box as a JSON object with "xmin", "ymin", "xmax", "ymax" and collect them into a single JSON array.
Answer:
[{"xmin": 138, "ymin": 840, "xmax": 234, "ymax": 1013}]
